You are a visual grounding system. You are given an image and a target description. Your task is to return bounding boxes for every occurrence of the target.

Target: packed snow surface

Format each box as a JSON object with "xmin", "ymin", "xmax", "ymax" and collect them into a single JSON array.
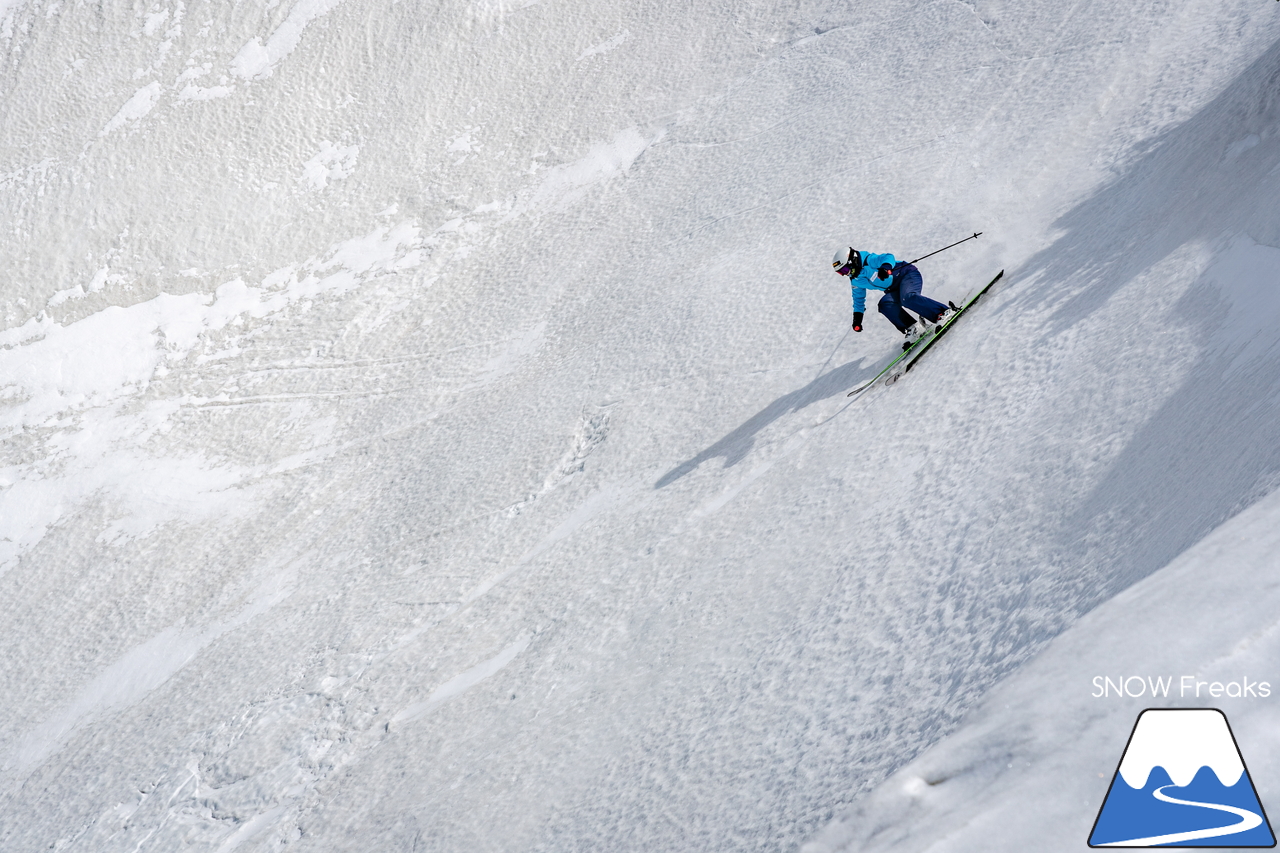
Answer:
[
  {"xmin": 1, "ymin": 1, "xmax": 1279, "ymax": 851},
  {"xmin": 805, "ymin": 484, "xmax": 1280, "ymax": 852}
]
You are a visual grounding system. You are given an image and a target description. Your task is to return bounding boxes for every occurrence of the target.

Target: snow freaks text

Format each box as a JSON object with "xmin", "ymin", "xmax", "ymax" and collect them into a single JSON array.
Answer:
[{"xmin": 1092, "ymin": 676, "xmax": 1272, "ymax": 699}]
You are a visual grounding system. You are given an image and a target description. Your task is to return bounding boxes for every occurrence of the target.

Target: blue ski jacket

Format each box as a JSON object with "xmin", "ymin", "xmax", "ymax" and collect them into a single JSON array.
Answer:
[{"xmin": 847, "ymin": 250, "xmax": 898, "ymax": 314}]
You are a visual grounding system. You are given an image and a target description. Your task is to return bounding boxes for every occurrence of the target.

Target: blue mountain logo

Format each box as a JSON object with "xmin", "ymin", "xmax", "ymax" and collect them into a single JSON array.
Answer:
[{"xmin": 1090, "ymin": 708, "xmax": 1275, "ymax": 847}]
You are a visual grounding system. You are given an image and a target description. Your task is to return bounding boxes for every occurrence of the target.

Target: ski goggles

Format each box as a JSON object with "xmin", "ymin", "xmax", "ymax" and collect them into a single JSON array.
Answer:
[{"xmin": 835, "ymin": 256, "xmax": 862, "ymax": 277}]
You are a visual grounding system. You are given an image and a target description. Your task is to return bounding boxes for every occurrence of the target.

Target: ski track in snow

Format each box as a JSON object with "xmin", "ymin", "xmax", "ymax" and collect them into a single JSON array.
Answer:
[
  {"xmin": 391, "ymin": 635, "xmax": 531, "ymax": 725},
  {"xmin": 8, "ymin": 565, "xmax": 296, "ymax": 775},
  {"xmin": 0, "ymin": 221, "xmax": 425, "ymax": 576}
]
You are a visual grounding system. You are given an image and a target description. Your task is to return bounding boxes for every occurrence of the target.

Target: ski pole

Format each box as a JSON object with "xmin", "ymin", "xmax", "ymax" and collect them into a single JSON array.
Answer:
[{"xmin": 908, "ymin": 232, "xmax": 982, "ymax": 265}]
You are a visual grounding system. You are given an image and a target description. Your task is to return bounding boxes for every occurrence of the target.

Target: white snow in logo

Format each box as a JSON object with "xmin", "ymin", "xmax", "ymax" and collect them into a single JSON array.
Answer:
[
  {"xmin": 99, "ymin": 82, "xmax": 163, "ymax": 136},
  {"xmin": 1117, "ymin": 709, "xmax": 1245, "ymax": 789},
  {"xmin": 301, "ymin": 141, "xmax": 359, "ymax": 189},
  {"xmin": 230, "ymin": 0, "xmax": 348, "ymax": 80}
]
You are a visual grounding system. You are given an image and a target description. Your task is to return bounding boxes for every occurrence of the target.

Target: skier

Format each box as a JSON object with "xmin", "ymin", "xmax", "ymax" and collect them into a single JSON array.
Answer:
[{"xmin": 832, "ymin": 247, "xmax": 951, "ymax": 349}]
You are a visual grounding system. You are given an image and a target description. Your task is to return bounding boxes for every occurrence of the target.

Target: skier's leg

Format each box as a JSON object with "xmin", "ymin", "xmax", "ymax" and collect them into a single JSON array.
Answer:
[
  {"xmin": 877, "ymin": 291, "xmax": 914, "ymax": 333},
  {"xmin": 897, "ymin": 265, "xmax": 947, "ymax": 323},
  {"xmin": 901, "ymin": 291, "xmax": 947, "ymax": 322}
]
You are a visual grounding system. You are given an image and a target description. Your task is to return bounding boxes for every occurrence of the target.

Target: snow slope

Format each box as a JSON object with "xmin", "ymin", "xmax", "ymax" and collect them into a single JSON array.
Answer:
[
  {"xmin": 804, "ymin": 480, "xmax": 1280, "ymax": 853},
  {"xmin": 0, "ymin": 1, "xmax": 1278, "ymax": 851}
]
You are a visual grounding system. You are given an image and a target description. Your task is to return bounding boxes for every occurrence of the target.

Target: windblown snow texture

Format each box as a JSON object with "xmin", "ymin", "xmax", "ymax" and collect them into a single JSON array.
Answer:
[{"xmin": 1, "ymin": 2, "xmax": 1279, "ymax": 852}]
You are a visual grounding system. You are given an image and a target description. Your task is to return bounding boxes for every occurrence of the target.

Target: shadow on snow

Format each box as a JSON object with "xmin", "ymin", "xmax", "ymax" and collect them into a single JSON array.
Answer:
[{"xmin": 654, "ymin": 355, "xmax": 876, "ymax": 489}]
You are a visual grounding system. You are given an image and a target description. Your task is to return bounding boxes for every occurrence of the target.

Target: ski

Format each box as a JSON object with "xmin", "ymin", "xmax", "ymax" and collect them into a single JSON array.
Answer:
[
  {"xmin": 845, "ymin": 332, "xmax": 930, "ymax": 397},
  {"xmin": 846, "ymin": 270, "xmax": 1004, "ymax": 397},
  {"xmin": 902, "ymin": 269, "xmax": 1003, "ymax": 375}
]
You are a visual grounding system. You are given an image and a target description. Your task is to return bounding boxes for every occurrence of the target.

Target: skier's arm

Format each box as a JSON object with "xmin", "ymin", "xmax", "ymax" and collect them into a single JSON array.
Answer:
[
  {"xmin": 849, "ymin": 252, "xmax": 897, "ymax": 290},
  {"xmin": 851, "ymin": 282, "xmax": 867, "ymax": 315},
  {"xmin": 847, "ymin": 251, "xmax": 896, "ymax": 327},
  {"xmin": 863, "ymin": 252, "xmax": 898, "ymax": 281}
]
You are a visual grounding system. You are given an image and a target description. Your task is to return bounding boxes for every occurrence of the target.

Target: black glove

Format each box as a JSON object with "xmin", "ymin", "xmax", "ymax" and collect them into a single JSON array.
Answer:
[
  {"xmin": 852, "ymin": 312, "xmax": 863, "ymax": 332},
  {"xmin": 876, "ymin": 264, "xmax": 893, "ymax": 280}
]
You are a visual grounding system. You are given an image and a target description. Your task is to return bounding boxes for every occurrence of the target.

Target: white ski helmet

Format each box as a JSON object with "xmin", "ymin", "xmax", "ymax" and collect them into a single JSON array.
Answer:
[{"xmin": 832, "ymin": 247, "xmax": 861, "ymax": 276}]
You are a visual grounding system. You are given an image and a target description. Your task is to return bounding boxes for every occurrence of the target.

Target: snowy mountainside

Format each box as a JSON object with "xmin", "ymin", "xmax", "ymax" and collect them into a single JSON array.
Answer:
[
  {"xmin": 1, "ymin": 1, "xmax": 1279, "ymax": 851},
  {"xmin": 804, "ymin": 481, "xmax": 1280, "ymax": 853}
]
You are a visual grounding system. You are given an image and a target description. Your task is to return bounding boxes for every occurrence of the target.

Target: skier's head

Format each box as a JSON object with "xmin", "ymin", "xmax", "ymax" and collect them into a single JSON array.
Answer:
[{"xmin": 832, "ymin": 247, "xmax": 862, "ymax": 277}]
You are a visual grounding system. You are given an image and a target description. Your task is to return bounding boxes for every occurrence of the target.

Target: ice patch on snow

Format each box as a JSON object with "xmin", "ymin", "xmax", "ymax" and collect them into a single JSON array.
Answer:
[
  {"xmin": 213, "ymin": 806, "xmax": 289, "ymax": 853},
  {"xmin": 99, "ymin": 82, "xmax": 163, "ymax": 136},
  {"xmin": 447, "ymin": 132, "xmax": 475, "ymax": 153},
  {"xmin": 0, "ymin": 400, "xmax": 261, "ymax": 570},
  {"xmin": 177, "ymin": 82, "xmax": 233, "ymax": 101},
  {"xmin": 47, "ymin": 267, "xmax": 122, "ymax": 307},
  {"xmin": 513, "ymin": 126, "xmax": 663, "ymax": 216},
  {"xmin": 46, "ymin": 284, "xmax": 84, "ymax": 306},
  {"xmin": 230, "ymin": 0, "xmax": 348, "ymax": 80},
  {"xmin": 0, "ymin": 0, "xmax": 27, "ymax": 40},
  {"xmin": 175, "ymin": 63, "xmax": 234, "ymax": 101},
  {"xmin": 0, "ymin": 222, "xmax": 422, "ymax": 571},
  {"xmin": 142, "ymin": 9, "xmax": 169, "ymax": 37},
  {"xmin": 301, "ymin": 141, "xmax": 359, "ymax": 189},
  {"xmin": 0, "ymin": 293, "xmax": 210, "ymax": 431}
]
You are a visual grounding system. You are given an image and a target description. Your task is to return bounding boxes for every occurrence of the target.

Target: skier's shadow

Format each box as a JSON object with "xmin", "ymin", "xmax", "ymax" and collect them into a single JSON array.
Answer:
[{"xmin": 655, "ymin": 356, "xmax": 874, "ymax": 489}]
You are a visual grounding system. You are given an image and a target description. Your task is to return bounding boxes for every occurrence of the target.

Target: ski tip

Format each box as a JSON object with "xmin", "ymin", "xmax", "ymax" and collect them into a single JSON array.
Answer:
[{"xmin": 847, "ymin": 380, "xmax": 876, "ymax": 397}]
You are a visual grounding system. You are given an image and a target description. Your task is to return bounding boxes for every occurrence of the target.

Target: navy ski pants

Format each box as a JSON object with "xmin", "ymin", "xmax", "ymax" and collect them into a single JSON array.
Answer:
[{"xmin": 877, "ymin": 263, "xmax": 947, "ymax": 333}]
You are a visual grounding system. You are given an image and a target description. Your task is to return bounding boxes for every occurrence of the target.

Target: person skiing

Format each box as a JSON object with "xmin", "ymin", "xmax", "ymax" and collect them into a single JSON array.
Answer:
[{"xmin": 832, "ymin": 247, "xmax": 950, "ymax": 349}]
